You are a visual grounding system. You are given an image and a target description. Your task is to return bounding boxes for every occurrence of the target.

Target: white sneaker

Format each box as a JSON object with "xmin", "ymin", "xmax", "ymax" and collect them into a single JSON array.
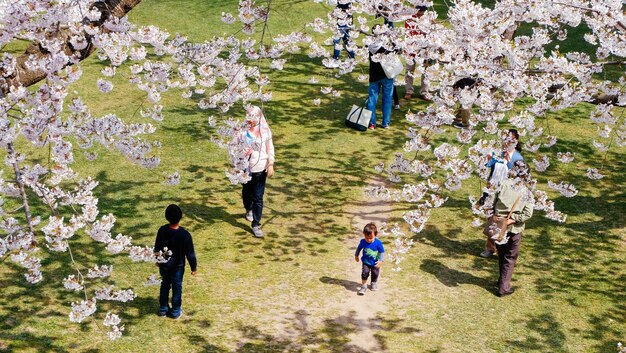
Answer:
[
  {"xmin": 370, "ymin": 282, "xmax": 378, "ymax": 291},
  {"xmin": 394, "ymin": 104, "xmax": 400, "ymax": 110},
  {"xmin": 480, "ymin": 250, "xmax": 495, "ymax": 258},
  {"xmin": 252, "ymin": 225, "xmax": 263, "ymax": 238},
  {"xmin": 357, "ymin": 285, "xmax": 366, "ymax": 296},
  {"xmin": 245, "ymin": 210, "xmax": 253, "ymax": 222}
]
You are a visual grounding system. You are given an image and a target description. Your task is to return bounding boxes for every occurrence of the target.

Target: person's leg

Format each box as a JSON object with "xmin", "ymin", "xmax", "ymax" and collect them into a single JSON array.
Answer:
[
  {"xmin": 381, "ymin": 78, "xmax": 394, "ymax": 127},
  {"xmin": 170, "ymin": 266, "xmax": 185, "ymax": 317},
  {"xmin": 340, "ymin": 26, "xmax": 354, "ymax": 59},
  {"xmin": 404, "ymin": 61, "xmax": 415, "ymax": 98},
  {"xmin": 367, "ymin": 81, "xmax": 380, "ymax": 126},
  {"xmin": 242, "ymin": 179, "xmax": 253, "ymax": 212},
  {"xmin": 419, "ymin": 61, "xmax": 430, "ymax": 97},
  {"xmin": 361, "ymin": 263, "xmax": 371, "ymax": 286},
  {"xmin": 496, "ymin": 239, "xmax": 506, "ymax": 288},
  {"xmin": 332, "ymin": 35, "xmax": 341, "ymax": 60},
  {"xmin": 370, "ymin": 265, "xmax": 381, "ymax": 290},
  {"xmin": 358, "ymin": 263, "xmax": 370, "ymax": 294},
  {"xmin": 158, "ymin": 267, "xmax": 172, "ymax": 314},
  {"xmin": 497, "ymin": 233, "xmax": 522, "ymax": 295},
  {"xmin": 392, "ymin": 85, "xmax": 399, "ymax": 106},
  {"xmin": 251, "ymin": 171, "xmax": 267, "ymax": 227},
  {"xmin": 370, "ymin": 266, "xmax": 380, "ymax": 283},
  {"xmin": 453, "ymin": 106, "xmax": 470, "ymax": 127},
  {"xmin": 485, "ymin": 237, "xmax": 497, "ymax": 254}
]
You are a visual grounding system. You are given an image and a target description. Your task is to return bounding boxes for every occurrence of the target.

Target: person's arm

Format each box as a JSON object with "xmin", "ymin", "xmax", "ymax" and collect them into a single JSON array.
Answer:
[
  {"xmin": 511, "ymin": 201, "xmax": 534, "ymax": 225},
  {"xmin": 185, "ymin": 233, "xmax": 198, "ymax": 275},
  {"xmin": 153, "ymin": 228, "xmax": 164, "ymax": 267},
  {"xmin": 266, "ymin": 131, "xmax": 275, "ymax": 177},
  {"xmin": 154, "ymin": 227, "xmax": 162, "ymax": 250},
  {"xmin": 354, "ymin": 241, "xmax": 363, "ymax": 262},
  {"xmin": 490, "ymin": 189, "xmax": 500, "ymax": 211}
]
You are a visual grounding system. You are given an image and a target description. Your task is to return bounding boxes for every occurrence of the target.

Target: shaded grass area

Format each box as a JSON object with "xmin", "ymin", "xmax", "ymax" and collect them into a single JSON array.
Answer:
[{"xmin": 0, "ymin": 0, "xmax": 625, "ymax": 352}]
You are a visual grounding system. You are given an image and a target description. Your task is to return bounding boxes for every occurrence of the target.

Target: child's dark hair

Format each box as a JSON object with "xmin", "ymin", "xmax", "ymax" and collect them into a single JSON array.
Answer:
[
  {"xmin": 165, "ymin": 204, "xmax": 182, "ymax": 225},
  {"xmin": 363, "ymin": 222, "xmax": 378, "ymax": 236}
]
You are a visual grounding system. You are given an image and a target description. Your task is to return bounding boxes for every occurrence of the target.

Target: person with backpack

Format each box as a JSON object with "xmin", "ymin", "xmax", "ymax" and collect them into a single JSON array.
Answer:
[{"xmin": 489, "ymin": 161, "xmax": 534, "ymax": 297}]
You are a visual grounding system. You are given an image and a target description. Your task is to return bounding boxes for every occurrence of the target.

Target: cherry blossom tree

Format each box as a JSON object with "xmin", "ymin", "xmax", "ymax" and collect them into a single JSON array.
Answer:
[{"xmin": 0, "ymin": 0, "xmax": 624, "ymax": 340}]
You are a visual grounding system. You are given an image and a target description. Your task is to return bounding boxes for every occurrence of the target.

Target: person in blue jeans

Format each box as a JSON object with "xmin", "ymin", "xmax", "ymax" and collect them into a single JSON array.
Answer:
[
  {"xmin": 367, "ymin": 25, "xmax": 394, "ymax": 129},
  {"xmin": 354, "ymin": 222, "xmax": 385, "ymax": 295},
  {"xmin": 332, "ymin": 1, "xmax": 355, "ymax": 60},
  {"xmin": 154, "ymin": 204, "xmax": 197, "ymax": 319}
]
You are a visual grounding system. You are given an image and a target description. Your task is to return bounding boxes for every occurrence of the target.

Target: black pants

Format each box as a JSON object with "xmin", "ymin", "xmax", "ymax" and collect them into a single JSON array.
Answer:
[
  {"xmin": 242, "ymin": 170, "xmax": 267, "ymax": 227},
  {"xmin": 495, "ymin": 232, "xmax": 522, "ymax": 295},
  {"xmin": 361, "ymin": 263, "xmax": 380, "ymax": 282},
  {"xmin": 393, "ymin": 86, "xmax": 399, "ymax": 106}
]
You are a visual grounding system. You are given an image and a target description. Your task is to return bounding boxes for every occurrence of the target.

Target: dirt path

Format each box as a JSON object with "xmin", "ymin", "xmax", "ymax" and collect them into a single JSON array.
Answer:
[
  {"xmin": 335, "ymin": 177, "xmax": 394, "ymax": 351},
  {"xmin": 267, "ymin": 178, "xmax": 395, "ymax": 352}
]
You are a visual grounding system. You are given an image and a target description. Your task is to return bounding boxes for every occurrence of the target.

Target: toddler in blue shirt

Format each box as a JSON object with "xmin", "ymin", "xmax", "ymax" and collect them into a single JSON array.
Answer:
[{"xmin": 355, "ymin": 222, "xmax": 385, "ymax": 295}]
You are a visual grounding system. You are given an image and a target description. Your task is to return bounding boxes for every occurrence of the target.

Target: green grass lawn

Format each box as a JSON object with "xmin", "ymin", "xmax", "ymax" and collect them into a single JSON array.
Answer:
[{"xmin": 0, "ymin": 1, "xmax": 624, "ymax": 352}]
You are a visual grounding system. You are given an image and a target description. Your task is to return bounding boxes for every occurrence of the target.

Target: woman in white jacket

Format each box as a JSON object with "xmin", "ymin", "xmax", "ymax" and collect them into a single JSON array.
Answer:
[{"xmin": 241, "ymin": 106, "xmax": 275, "ymax": 238}]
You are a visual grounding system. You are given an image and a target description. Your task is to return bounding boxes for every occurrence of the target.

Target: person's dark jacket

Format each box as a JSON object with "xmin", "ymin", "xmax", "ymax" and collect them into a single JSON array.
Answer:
[
  {"xmin": 369, "ymin": 46, "xmax": 388, "ymax": 82},
  {"xmin": 154, "ymin": 225, "xmax": 197, "ymax": 271}
]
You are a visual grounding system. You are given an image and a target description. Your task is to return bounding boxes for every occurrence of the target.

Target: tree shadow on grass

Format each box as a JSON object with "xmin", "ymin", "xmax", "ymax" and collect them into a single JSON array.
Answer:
[
  {"xmin": 180, "ymin": 201, "xmax": 250, "ymax": 234},
  {"xmin": 0, "ymin": 263, "xmax": 82, "ymax": 353},
  {"xmin": 507, "ymin": 313, "xmax": 567, "ymax": 353},
  {"xmin": 182, "ymin": 309, "xmax": 422, "ymax": 353},
  {"xmin": 419, "ymin": 259, "xmax": 495, "ymax": 294}
]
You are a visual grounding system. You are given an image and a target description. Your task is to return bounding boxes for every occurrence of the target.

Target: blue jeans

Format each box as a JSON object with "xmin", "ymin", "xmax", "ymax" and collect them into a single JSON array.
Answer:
[
  {"xmin": 242, "ymin": 170, "xmax": 267, "ymax": 227},
  {"xmin": 159, "ymin": 266, "xmax": 184, "ymax": 315},
  {"xmin": 333, "ymin": 25, "xmax": 355, "ymax": 59},
  {"xmin": 367, "ymin": 78, "xmax": 394, "ymax": 126}
]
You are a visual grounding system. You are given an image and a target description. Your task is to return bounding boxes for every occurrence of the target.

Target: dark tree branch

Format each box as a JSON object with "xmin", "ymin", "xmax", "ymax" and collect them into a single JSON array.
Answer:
[{"xmin": 1, "ymin": 0, "xmax": 142, "ymax": 96}]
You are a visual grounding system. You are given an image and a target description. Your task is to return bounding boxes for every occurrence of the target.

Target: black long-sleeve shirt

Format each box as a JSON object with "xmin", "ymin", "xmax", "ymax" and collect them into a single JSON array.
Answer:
[
  {"xmin": 369, "ymin": 46, "xmax": 388, "ymax": 83},
  {"xmin": 154, "ymin": 225, "xmax": 197, "ymax": 271}
]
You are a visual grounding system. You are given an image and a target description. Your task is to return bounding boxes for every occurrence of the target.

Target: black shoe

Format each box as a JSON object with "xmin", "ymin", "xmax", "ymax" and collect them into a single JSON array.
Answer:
[
  {"xmin": 452, "ymin": 121, "xmax": 466, "ymax": 129},
  {"xmin": 167, "ymin": 310, "xmax": 182, "ymax": 319},
  {"xmin": 157, "ymin": 311, "xmax": 167, "ymax": 317},
  {"xmin": 498, "ymin": 288, "xmax": 515, "ymax": 297}
]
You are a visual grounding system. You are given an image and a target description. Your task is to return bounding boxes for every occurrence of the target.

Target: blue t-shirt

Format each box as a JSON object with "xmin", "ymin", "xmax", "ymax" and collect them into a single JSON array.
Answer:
[{"xmin": 355, "ymin": 238, "xmax": 385, "ymax": 266}]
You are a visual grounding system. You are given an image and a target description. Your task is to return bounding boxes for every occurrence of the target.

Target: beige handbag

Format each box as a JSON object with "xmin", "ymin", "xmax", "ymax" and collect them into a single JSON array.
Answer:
[
  {"xmin": 345, "ymin": 100, "xmax": 372, "ymax": 131},
  {"xmin": 483, "ymin": 195, "xmax": 521, "ymax": 244}
]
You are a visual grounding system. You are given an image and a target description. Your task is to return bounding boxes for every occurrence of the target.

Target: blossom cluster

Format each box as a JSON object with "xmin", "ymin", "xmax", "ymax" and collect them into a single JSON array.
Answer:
[
  {"xmin": 1, "ymin": 0, "xmax": 625, "ymax": 340},
  {"xmin": 103, "ymin": 312, "xmax": 125, "ymax": 341},
  {"xmin": 378, "ymin": 223, "xmax": 414, "ymax": 272}
]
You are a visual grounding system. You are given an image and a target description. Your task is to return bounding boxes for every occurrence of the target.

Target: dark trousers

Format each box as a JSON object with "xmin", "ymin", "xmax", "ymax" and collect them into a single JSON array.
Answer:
[
  {"xmin": 159, "ymin": 266, "xmax": 185, "ymax": 315},
  {"xmin": 393, "ymin": 86, "xmax": 399, "ymax": 106},
  {"xmin": 332, "ymin": 25, "xmax": 355, "ymax": 59},
  {"xmin": 496, "ymin": 232, "xmax": 522, "ymax": 295},
  {"xmin": 242, "ymin": 170, "xmax": 267, "ymax": 227},
  {"xmin": 361, "ymin": 263, "xmax": 380, "ymax": 282}
]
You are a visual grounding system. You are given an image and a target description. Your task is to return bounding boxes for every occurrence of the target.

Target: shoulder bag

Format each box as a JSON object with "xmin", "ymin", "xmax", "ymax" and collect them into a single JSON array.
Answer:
[
  {"xmin": 345, "ymin": 99, "xmax": 372, "ymax": 131},
  {"xmin": 483, "ymin": 195, "xmax": 521, "ymax": 245}
]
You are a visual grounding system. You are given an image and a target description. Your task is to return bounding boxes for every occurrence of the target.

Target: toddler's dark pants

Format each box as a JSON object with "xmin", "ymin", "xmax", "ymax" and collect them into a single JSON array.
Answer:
[{"xmin": 361, "ymin": 263, "xmax": 380, "ymax": 282}]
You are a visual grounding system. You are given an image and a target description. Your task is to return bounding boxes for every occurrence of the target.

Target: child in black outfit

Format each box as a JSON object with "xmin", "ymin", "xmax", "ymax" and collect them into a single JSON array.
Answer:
[{"xmin": 154, "ymin": 204, "xmax": 197, "ymax": 319}]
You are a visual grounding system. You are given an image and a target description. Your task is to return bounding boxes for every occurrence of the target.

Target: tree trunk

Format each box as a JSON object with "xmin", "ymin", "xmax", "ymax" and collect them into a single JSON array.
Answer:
[
  {"xmin": 1, "ymin": 0, "xmax": 142, "ymax": 95},
  {"xmin": 7, "ymin": 143, "xmax": 36, "ymax": 238}
]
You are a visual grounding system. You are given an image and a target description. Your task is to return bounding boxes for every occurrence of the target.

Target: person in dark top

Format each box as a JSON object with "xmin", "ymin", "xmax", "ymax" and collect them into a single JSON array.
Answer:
[
  {"xmin": 332, "ymin": 0, "xmax": 355, "ymax": 60},
  {"xmin": 367, "ymin": 24, "xmax": 395, "ymax": 129},
  {"xmin": 154, "ymin": 204, "xmax": 197, "ymax": 319},
  {"xmin": 452, "ymin": 77, "xmax": 477, "ymax": 128}
]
